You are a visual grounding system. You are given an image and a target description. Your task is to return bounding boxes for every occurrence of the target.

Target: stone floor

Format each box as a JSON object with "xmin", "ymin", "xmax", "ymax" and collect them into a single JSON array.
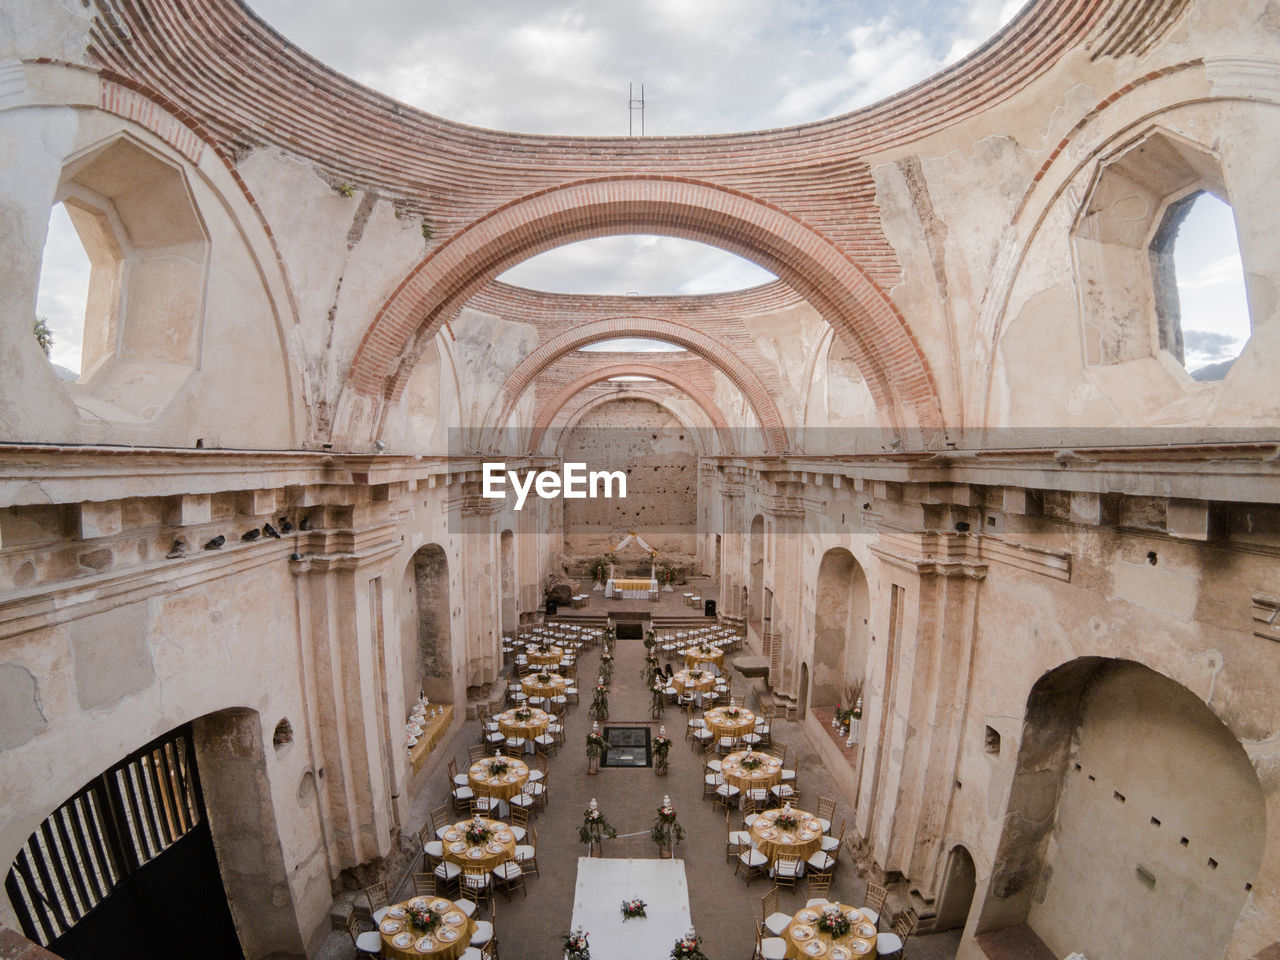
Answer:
[{"xmin": 319, "ymin": 625, "xmax": 963, "ymax": 960}]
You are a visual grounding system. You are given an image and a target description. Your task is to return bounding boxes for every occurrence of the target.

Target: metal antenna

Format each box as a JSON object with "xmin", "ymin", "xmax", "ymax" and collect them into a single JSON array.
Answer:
[{"xmin": 628, "ymin": 82, "xmax": 645, "ymax": 136}]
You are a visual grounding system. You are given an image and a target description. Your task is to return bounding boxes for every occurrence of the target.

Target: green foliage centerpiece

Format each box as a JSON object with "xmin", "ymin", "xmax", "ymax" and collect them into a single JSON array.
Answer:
[
  {"xmin": 652, "ymin": 727, "xmax": 672, "ymax": 776},
  {"xmin": 464, "ymin": 814, "xmax": 493, "ymax": 846},
  {"xmin": 773, "ymin": 802, "xmax": 800, "ymax": 833},
  {"xmin": 739, "ymin": 749, "xmax": 764, "ymax": 772},
  {"xmin": 590, "ymin": 678, "xmax": 609, "ymax": 720},
  {"xmin": 816, "ymin": 906, "xmax": 853, "ymax": 939},
  {"xmin": 650, "ymin": 680, "xmax": 667, "ymax": 718},
  {"xmin": 406, "ymin": 900, "xmax": 445, "ymax": 935}
]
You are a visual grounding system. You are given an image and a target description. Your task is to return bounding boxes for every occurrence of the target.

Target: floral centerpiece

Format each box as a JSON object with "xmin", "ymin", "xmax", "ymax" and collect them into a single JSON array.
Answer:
[
  {"xmin": 687, "ymin": 669, "xmax": 703, "ymax": 681},
  {"xmin": 579, "ymin": 798, "xmax": 618, "ymax": 848},
  {"xmin": 698, "ymin": 644, "xmax": 713, "ymax": 655},
  {"xmin": 620, "ymin": 898, "xmax": 647, "ymax": 922},
  {"xmin": 642, "ymin": 654, "xmax": 660, "ymax": 686},
  {"xmin": 650, "ymin": 680, "xmax": 667, "ymax": 718},
  {"xmin": 739, "ymin": 751, "xmax": 764, "ymax": 772},
  {"xmin": 652, "ymin": 728, "xmax": 672, "ymax": 775},
  {"xmin": 586, "ymin": 725, "xmax": 606, "ymax": 770},
  {"xmin": 563, "ymin": 928, "xmax": 591, "ymax": 960},
  {"xmin": 816, "ymin": 908, "xmax": 853, "ymax": 938},
  {"xmin": 536, "ymin": 671, "xmax": 552, "ymax": 684},
  {"xmin": 600, "ymin": 652, "xmax": 613, "ymax": 683},
  {"xmin": 644, "ymin": 628, "xmax": 657, "ymax": 649},
  {"xmin": 670, "ymin": 931, "xmax": 708, "ymax": 960},
  {"xmin": 407, "ymin": 901, "xmax": 445, "ymax": 935},
  {"xmin": 773, "ymin": 807, "xmax": 800, "ymax": 832},
  {"xmin": 651, "ymin": 796, "xmax": 686, "ymax": 855},
  {"xmin": 487, "ymin": 756, "xmax": 510, "ymax": 777},
  {"xmin": 464, "ymin": 816, "xmax": 493, "ymax": 846},
  {"xmin": 514, "ymin": 707, "xmax": 533, "ymax": 723}
]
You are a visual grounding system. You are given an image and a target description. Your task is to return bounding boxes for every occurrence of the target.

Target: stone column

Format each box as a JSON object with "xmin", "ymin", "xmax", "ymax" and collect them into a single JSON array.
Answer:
[
  {"xmin": 764, "ymin": 490, "xmax": 806, "ymax": 703},
  {"xmin": 455, "ymin": 483, "xmax": 503, "ymax": 691}
]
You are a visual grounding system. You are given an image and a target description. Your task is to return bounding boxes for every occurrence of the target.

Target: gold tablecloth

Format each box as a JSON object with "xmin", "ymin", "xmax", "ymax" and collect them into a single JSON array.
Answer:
[
  {"xmin": 720, "ymin": 750, "xmax": 782, "ymax": 792},
  {"xmin": 684, "ymin": 646, "xmax": 724, "ymax": 670},
  {"xmin": 408, "ymin": 705, "xmax": 454, "ymax": 774},
  {"xmin": 441, "ymin": 818, "xmax": 517, "ymax": 871},
  {"xmin": 613, "ymin": 577, "xmax": 653, "ymax": 591},
  {"xmin": 526, "ymin": 646, "xmax": 564, "ymax": 666},
  {"xmin": 497, "ymin": 707, "xmax": 549, "ymax": 741},
  {"xmin": 750, "ymin": 807, "xmax": 824, "ymax": 863},
  {"xmin": 379, "ymin": 897, "xmax": 476, "ymax": 960},
  {"xmin": 673, "ymin": 669, "xmax": 715, "ymax": 695},
  {"xmin": 783, "ymin": 903, "xmax": 877, "ymax": 959},
  {"xmin": 521, "ymin": 674, "xmax": 567, "ymax": 698},
  {"xmin": 467, "ymin": 757, "xmax": 530, "ymax": 800},
  {"xmin": 704, "ymin": 706, "xmax": 756, "ymax": 739}
]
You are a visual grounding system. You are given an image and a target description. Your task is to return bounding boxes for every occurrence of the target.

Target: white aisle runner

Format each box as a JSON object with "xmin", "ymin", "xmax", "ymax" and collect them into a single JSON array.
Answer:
[{"xmin": 570, "ymin": 857, "xmax": 693, "ymax": 960}]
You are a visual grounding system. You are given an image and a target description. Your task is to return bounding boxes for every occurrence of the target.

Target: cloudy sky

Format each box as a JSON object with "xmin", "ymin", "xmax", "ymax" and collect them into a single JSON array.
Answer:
[{"xmin": 35, "ymin": 0, "xmax": 1248, "ymax": 376}]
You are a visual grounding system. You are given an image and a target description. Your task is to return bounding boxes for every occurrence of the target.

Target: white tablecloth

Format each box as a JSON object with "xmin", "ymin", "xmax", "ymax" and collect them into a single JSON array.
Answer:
[
  {"xmin": 604, "ymin": 579, "xmax": 657, "ymax": 599},
  {"xmin": 571, "ymin": 858, "xmax": 693, "ymax": 960}
]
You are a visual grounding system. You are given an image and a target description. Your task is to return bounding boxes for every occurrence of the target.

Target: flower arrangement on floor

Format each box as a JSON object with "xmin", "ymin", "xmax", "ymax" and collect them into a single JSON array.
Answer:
[
  {"xmin": 620, "ymin": 897, "xmax": 647, "ymax": 922},
  {"xmin": 652, "ymin": 728, "xmax": 672, "ymax": 775},
  {"xmin": 563, "ymin": 928, "xmax": 591, "ymax": 960},
  {"xmin": 586, "ymin": 727, "xmax": 606, "ymax": 760},
  {"xmin": 644, "ymin": 629, "xmax": 657, "ymax": 650},
  {"xmin": 816, "ymin": 907, "xmax": 853, "ymax": 938},
  {"xmin": 642, "ymin": 654, "xmax": 660, "ymax": 686},
  {"xmin": 651, "ymin": 795, "xmax": 686, "ymax": 853},
  {"xmin": 464, "ymin": 815, "xmax": 493, "ymax": 846},
  {"xmin": 590, "ymin": 681, "xmax": 609, "ymax": 720},
  {"xmin": 600, "ymin": 652, "xmax": 613, "ymax": 683},
  {"xmin": 579, "ymin": 798, "xmax": 618, "ymax": 847},
  {"xmin": 406, "ymin": 901, "xmax": 445, "ymax": 935},
  {"xmin": 650, "ymin": 680, "xmax": 667, "ymax": 718},
  {"xmin": 670, "ymin": 930, "xmax": 708, "ymax": 960}
]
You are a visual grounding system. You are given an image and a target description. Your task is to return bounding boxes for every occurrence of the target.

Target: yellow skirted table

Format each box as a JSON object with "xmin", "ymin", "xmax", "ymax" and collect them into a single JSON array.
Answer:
[
  {"xmin": 379, "ymin": 896, "xmax": 476, "ymax": 960},
  {"xmin": 684, "ymin": 645, "xmax": 724, "ymax": 671},
  {"xmin": 673, "ymin": 669, "xmax": 715, "ymax": 697},
  {"xmin": 525, "ymin": 645, "xmax": 564, "ymax": 666},
  {"xmin": 440, "ymin": 817, "xmax": 517, "ymax": 871},
  {"xmin": 521, "ymin": 673, "xmax": 567, "ymax": 699},
  {"xmin": 408, "ymin": 705, "xmax": 454, "ymax": 774},
  {"xmin": 749, "ymin": 805, "xmax": 824, "ymax": 863},
  {"xmin": 496, "ymin": 707, "xmax": 549, "ymax": 741},
  {"xmin": 467, "ymin": 755, "xmax": 530, "ymax": 801},
  {"xmin": 783, "ymin": 902, "xmax": 877, "ymax": 959},
  {"xmin": 719, "ymin": 749, "xmax": 782, "ymax": 792},
  {"xmin": 704, "ymin": 705, "xmax": 756, "ymax": 739}
]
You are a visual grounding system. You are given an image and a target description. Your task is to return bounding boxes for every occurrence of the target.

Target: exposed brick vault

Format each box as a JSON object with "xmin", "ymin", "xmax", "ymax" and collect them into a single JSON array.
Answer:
[
  {"xmin": 78, "ymin": 0, "xmax": 1197, "ymax": 443},
  {"xmin": 485, "ymin": 317, "xmax": 789, "ymax": 455},
  {"xmin": 527, "ymin": 363, "xmax": 736, "ymax": 456}
]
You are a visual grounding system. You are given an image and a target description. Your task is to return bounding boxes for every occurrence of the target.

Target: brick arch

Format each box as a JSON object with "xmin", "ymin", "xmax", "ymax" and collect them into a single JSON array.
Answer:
[
  {"xmin": 346, "ymin": 176, "xmax": 942, "ymax": 440},
  {"xmin": 485, "ymin": 317, "xmax": 788, "ymax": 454},
  {"xmin": 550, "ymin": 390, "xmax": 712, "ymax": 460},
  {"xmin": 527, "ymin": 363, "xmax": 738, "ymax": 455}
]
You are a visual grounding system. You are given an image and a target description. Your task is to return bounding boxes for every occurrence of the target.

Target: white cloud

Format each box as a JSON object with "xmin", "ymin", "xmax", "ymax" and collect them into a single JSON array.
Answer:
[{"xmin": 35, "ymin": 203, "xmax": 90, "ymax": 375}]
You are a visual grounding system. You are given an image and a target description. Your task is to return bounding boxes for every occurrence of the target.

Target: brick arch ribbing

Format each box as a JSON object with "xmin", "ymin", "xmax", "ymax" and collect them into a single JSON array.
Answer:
[
  {"xmin": 348, "ymin": 177, "xmax": 942, "ymax": 438},
  {"xmin": 486, "ymin": 318, "xmax": 788, "ymax": 455},
  {"xmin": 527, "ymin": 363, "xmax": 738, "ymax": 456}
]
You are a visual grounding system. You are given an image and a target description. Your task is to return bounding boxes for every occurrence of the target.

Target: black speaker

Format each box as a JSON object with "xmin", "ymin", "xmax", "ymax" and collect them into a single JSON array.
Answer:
[
  {"xmin": 704, "ymin": 599, "xmax": 716, "ymax": 617},
  {"xmin": 545, "ymin": 599, "xmax": 557, "ymax": 616}
]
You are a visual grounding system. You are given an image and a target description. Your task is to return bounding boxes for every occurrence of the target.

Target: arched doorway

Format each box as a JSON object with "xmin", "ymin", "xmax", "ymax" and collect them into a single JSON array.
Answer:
[
  {"xmin": 979, "ymin": 658, "xmax": 1265, "ymax": 960},
  {"xmin": 812, "ymin": 547, "xmax": 870, "ymax": 710},
  {"xmin": 500, "ymin": 530, "xmax": 515, "ymax": 637},
  {"xmin": 404, "ymin": 544, "xmax": 452, "ymax": 704},
  {"xmin": 934, "ymin": 845, "xmax": 977, "ymax": 932}
]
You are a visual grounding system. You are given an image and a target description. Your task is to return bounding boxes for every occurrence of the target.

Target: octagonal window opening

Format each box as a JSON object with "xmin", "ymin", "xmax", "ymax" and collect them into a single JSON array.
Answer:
[
  {"xmin": 1150, "ymin": 191, "xmax": 1250, "ymax": 381},
  {"xmin": 34, "ymin": 201, "xmax": 93, "ymax": 379}
]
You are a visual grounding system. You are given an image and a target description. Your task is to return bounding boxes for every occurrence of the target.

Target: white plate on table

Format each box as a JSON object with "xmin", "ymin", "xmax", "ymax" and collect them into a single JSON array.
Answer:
[
  {"xmin": 438, "ymin": 928, "xmax": 459, "ymax": 942},
  {"xmin": 486, "ymin": 841, "xmax": 505, "ymax": 853},
  {"xmin": 856, "ymin": 923, "xmax": 876, "ymax": 938},
  {"xmin": 416, "ymin": 938, "xmax": 435, "ymax": 951},
  {"xmin": 849, "ymin": 939, "xmax": 872, "ymax": 955},
  {"xmin": 804, "ymin": 941, "xmax": 827, "ymax": 956},
  {"xmin": 796, "ymin": 910, "xmax": 818, "ymax": 923},
  {"xmin": 449, "ymin": 841, "xmax": 467, "ymax": 853},
  {"xmin": 830, "ymin": 948, "xmax": 852, "ymax": 960},
  {"xmin": 791, "ymin": 924, "xmax": 814, "ymax": 940},
  {"xmin": 393, "ymin": 932, "xmax": 413, "ymax": 947},
  {"xmin": 408, "ymin": 898, "xmax": 428, "ymax": 910},
  {"xmin": 468, "ymin": 847, "xmax": 486, "ymax": 859},
  {"xmin": 445, "ymin": 912, "xmax": 464, "ymax": 925},
  {"xmin": 443, "ymin": 830, "xmax": 460, "ymax": 842},
  {"xmin": 388, "ymin": 906, "xmax": 406, "ymax": 918},
  {"xmin": 381, "ymin": 920, "xmax": 402, "ymax": 933}
]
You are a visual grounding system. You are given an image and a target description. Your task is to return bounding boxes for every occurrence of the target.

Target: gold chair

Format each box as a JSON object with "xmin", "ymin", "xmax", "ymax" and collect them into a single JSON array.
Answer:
[
  {"xmin": 515, "ymin": 826, "xmax": 539, "ymax": 877},
  {"xmin": 862, "ymin": 880, "xmax": 889, "ymax": 927},
  {"xmin": 364, "ymin": 880, "xmax": 390, "ymax": 923},
  {"xmin": 805, "ymin": 872, "xmax": 832, "ymax": 906},
  {"xmin": 773, "ymin": 853, "xmax": 801, "ymax": 887},
  {"xmin": 468, "ymin": 743, "xmax": 488, "ymax": 763},
  {"xmin": 412, "ymin": 872, "xmax": 436, "ymax": 897},
  {"xmin": 345, "ymin": 912, "xmax": 381, "ymax": 959},
  {"xmin": 815, "ymin": 796, "xmax": 837, "ymax": 832},
  {"xmin": 726, "ymin": 807, "xmax": 750, "ymax": 862},
  {"xmin": 875, "ymin": 908, "xmax": 918, "ymax": 957},
  {"xmin": 460, "ymin": 865, "xmax": 494, "ymax": 907},
  {"xmin": 760, "ymin": 885, "xmax": 791, "ymax": 937}
]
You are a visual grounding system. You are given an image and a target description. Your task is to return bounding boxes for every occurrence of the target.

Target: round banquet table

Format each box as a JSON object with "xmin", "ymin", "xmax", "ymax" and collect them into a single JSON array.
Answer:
[
  {"xmin": 440, "ymin": 817, "xmax": 517, "ymax": 871},
  {"xmin": 378, "ymin": 896, "xmax": 477, "ymax": 960},
  {"xmin": 521, "ymin": 673, "xmax": 567, "ymax": 699},
  {"xmin": 783, "ymin": 902, "xmax": 878, "ymax": 959},
  {"xmin": 525, "ymin": 645, "xmax": 564, "ymax": 666},
  {"xmin": 749, "ymin": 805, "xmax": 824, "ymax": 863},
  {"xmin": 673, "ymin": 669, "xmax": 716, "ymax": 696},
  {"xmin": 704, "ymin": 705, "xmax": 756, "ymax": 739},
  {"xmin": 467, "ymin": 756, "xmax": 530, "ymax": 801},
  {"xmin": 496, "ymin": 707, "xmax": 549, "ymax": 741},
  {"xmin": 719, "ymin": 749, "xmax": 782, "ymax": 792},
  {"xmin": 684, "ymin": 646, "xmax": 724, "ymax": 672}
]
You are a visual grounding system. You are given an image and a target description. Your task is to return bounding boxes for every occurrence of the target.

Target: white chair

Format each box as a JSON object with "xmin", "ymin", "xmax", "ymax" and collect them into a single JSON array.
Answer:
[
  {"xmin": 773, "ymin": 855, "xmax": 802, "ymax": 884},
  {"xmin": 454, "ymin": 898, "xmax": 477, "ymax": 918},
  {"xmin": 434, "ymin": 859, "xmax": 462, "ymax": 887},
  {"xmin": 806, "ymin": 850, "xmax": 836, "ymax": 874},
  {"xmin": 761, "ymin": 935, "xmax": 788, "ymax": 960},
  {"xmin": 470, "ymin": 918, "xmax": 494, "ymax": 946},
  {"xmin": 763, "ymin": 906, "xmax": 792, "ymax": 936},
  {"xmin": 706, "ymin": 758, "xmax": 723, "ymax": 773}
]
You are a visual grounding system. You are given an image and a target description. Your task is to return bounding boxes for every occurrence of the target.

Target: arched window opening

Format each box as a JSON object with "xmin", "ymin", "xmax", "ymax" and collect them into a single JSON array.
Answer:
[
  {"xmin": 1151, "ymin": 191, "xmax": 1250, "ymax": 381},
  {"xmin": 34, "ymin": 202, "xmax": 94, "ymax": 378},
  {"xmin": 579, "ymin": 338, "xmax": 685, "ymax": 354},
  {"xmin": 497, "ymin": 235, "xmax": 776, "ymax": 295}
]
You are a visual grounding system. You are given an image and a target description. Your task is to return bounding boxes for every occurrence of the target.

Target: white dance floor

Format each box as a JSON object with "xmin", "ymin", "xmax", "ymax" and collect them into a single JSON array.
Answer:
[{"xmin": 570, "ymin": 857, "xmax": 693, "ymax": 960}]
